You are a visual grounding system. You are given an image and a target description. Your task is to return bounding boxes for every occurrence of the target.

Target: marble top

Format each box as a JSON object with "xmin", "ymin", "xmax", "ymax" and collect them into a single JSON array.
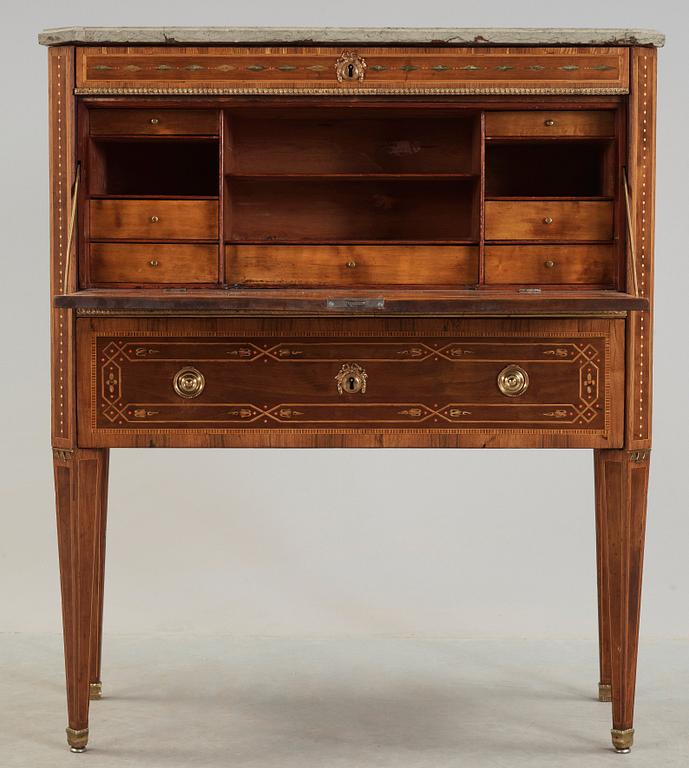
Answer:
[{"xmin": 38, "ymin": 27, "xmax": 665, "ymax": 48}]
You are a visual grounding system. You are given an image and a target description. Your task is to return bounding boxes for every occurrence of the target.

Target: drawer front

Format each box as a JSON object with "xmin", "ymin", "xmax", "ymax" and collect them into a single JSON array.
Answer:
[
  {"xmin": 90, "ymin": 200, "xmax": 218, "ymax": 240},
  {"xmin": 77, "ymin": 317, "xmax": 624, "ymax": 449},
  {"xmin": 226, "ymin": 245, "xmax": 479, "ymax": 287},
  {"xmin": 89, "ymin": 109, "xmax": 219, "ymax": 136},
  {"xmin": 485, "ymin": 110, "xmax": 614, "ymax": 138},
  {"xmin": 76, "ymin": 47, "xmax": 629, "ymax": 95},
  {"xmin": 90, "ymin": 243, "xmax": 218, "ymax": 284},
  {"xmin": 484, "ymin": 245, "xmax": 616, "ymax": 286},
  {"xmin": 485, "ymin": 201, "xmax": 613, "ymax": 241}
]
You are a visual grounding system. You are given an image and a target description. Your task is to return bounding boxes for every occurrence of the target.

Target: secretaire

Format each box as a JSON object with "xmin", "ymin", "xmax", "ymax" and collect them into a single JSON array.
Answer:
[{"xmin": 40, "ymin": 26, "xmax": 663, "ymax": 755}]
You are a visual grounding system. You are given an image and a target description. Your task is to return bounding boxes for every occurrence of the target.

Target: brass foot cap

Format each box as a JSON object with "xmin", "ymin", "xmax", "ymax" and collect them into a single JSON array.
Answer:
[
  {"xmin": 611, "ymin": 728, "xmax": 634, "ymax": 753},
  {"xmin": 598, "ymin": 683, "xmax": 612, "ymax": 702},
  {"xmin": 89, "ymin": 682, "xmax": 103, "ymax": 700},
  {"xmin": 66, "ymin": 727, "xmax": 88, "ymax": 752}
]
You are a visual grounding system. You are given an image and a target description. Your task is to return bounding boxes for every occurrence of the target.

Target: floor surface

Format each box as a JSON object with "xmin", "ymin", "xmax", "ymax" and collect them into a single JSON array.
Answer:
[{"xmin": 1, "ymin": 636, "xmax": 687, "ymax": 767}]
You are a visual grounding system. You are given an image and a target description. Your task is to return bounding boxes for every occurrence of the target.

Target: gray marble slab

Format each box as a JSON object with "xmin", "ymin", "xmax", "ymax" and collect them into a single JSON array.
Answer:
[{"xmin": 38, "ymin": 26, "xmax": 664, "ymax": 48}]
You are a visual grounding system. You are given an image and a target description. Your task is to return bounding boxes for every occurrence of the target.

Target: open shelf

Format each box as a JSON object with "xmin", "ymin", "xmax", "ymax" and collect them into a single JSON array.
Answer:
[
  {"xmin": 485, "ymin": 141, "xmax": 612, "ymax": 198},
  {"xmin": 89, "ymin": 139, "xmax": 219, "ymax": 196},
  {"xmin": 226, "ymin": 178, "xmax": 478, "ymax": 243}
]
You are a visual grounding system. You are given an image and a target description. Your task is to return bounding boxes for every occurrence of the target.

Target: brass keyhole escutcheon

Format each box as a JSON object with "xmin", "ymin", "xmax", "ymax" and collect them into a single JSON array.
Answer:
[
  {"xmin": 335, "ymin": 363, "xmax": 368, "ymax": 395},
  {"xmin": 173, "ymin": 367, "xmax": 205, "ymax": 399},
  {"xmin": 497, "ymin": 365, "xmax": 530, "ymax": 397},
  {"xmin": 335, "ymin": 51, "xmax": 367, "ymax": 83}
]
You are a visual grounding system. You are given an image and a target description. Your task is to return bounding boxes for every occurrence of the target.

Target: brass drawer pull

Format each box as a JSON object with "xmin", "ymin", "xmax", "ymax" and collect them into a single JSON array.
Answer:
[
  {"xmin": 346, "ymin": 260, "xmax": 356, "ymax": 269},
  {"xmin": 497, "ymin": 365, "xmax": 530, "ymax": 397},
  {"xmin": 544, "ymin": 260, "xmax": 555, "ymax": 268},
  {"xmin": 335, "ymin": 363, "xmax": 367, "ymax": 395},
  {"xmin": 543, "ymin": 216, "xmax": 553, "ymax": 225},
  {"xmin": 150, "ymin": 215, "xmax": 159, "ymax": 223},
  {"xmin": 173, "ymin": 367, "xmax": 205, "ymax": 399},
  {"xmin": 148, "ymin": 259, "xmax": 159, "ymax": 267},
  {"xmin": 150, "ymin": 117, "xmax": 160, "ymax": 125},
  {"xmin": 544, "ymin": 118, "xmax": 556, "ymax": 127}
]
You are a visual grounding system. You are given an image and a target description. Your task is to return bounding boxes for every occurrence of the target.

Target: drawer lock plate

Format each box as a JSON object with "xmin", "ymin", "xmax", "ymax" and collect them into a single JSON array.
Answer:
[{"xmin": 335, "ymin": 363, "xmax": 368, "ymax": 395}]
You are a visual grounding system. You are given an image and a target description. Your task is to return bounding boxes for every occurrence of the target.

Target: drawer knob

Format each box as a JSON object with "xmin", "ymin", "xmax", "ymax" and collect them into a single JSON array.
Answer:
[
  {"xmin": 148, "ymin": 259, "xmax": 159, "ymax": 267},
  {"xmin": 544, "ymin": 119, "xmax": 556, "ymax": 127},
  {"xmin": 150, "ymin": 118, "xmax": 160, "ymax": 125},
  {"xmin": 173, "ymin": 367, "xmax": 205, "ymax": 399},
  {"xmin": 346, "ymin": 260, "xmax": 356, "ymax": 269},
  {"xmin": 497, "ymin": 365, "xmax": 530, "ymax": 398},
  {"xmin": 150, "ymin": 215, "xmax": 159, "ymax": 223},
  {"xmin": 335, "ymin": 363, "xmax": 367, "ymax": 395},
  {"xmin": 544, "ymin": 260, "xmax": 555, "ymax": 269},
  {"xmin": 543, "ymin": 216, "xmax": 553, "ymax": 225}
]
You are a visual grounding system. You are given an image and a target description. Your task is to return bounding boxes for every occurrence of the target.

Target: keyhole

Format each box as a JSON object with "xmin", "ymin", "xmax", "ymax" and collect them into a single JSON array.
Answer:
[
  {"xmin": 347, "ymin": 63, "xmax": 355, "ymax": 78},
  {"xmin": 348, "ymin": 376, "xmax": 357, "ymax": 391}
]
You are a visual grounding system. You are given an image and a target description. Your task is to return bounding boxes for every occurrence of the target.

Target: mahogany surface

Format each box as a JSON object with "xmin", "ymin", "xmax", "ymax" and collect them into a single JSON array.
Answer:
[{"xmin": 44, "ymin": 31, "xmax": 659, "ymax": 755}]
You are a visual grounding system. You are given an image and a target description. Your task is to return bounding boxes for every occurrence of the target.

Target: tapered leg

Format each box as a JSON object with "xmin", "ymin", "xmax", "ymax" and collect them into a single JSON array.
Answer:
[
  {"xmin": 594, "ymin": 451, "xmax": 612, "ymax": 702},
  {"xmin": 88, "ymin": 450, "xmax": 109, "ymax": 700},
  {"xmin": 595, "ymin": 448, "xmax": 650, "ymax": 753},
  {"xmin": 53, "ymin": 447, "xmax": 109, "ymax": 752}
]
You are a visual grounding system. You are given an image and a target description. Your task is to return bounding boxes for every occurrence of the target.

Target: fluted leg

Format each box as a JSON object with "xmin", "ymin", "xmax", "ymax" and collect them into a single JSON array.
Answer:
[
  {"xmin": 595, "ymin": 448, "xmax": 650, "ymax": 753},
  {"xmin": 53, "ymin": 447, "xmax": 109, "ymax": 752},
  {"xmin": 89, "ymin": 450, "xmax": 109, "ymax": 700},
  {"xmin": 594, "ymin": 451, "xmax": 612, "ymax": 702}
]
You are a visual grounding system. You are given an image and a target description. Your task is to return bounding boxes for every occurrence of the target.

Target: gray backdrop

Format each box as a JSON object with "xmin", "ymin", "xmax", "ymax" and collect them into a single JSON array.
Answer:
[{"xmin": 0, "ymin": 1, "xmax": 685, "ymax": 639}]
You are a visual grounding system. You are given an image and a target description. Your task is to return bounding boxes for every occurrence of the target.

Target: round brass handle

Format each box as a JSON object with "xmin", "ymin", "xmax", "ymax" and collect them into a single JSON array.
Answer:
[
  {"xmin": 543, "ymin": 216, "xmax": 553, "ymax": 225},
  {"xmin": 173, "ymin": 367, "xmax": 205, "ymax": 399},
  {"xmin": 544, "ymin": 260, "xmax": 555, "ymax": 269},
  {"xmin": 346, "ymin": 261, "xmax": 356, "ymax": 269},
  {"xmin": 335, "ymin": 363, "xmax": 367, "ymax": 395},
  {"xmin": 150, "ymin": 215, "xmax": 159, "ymax": 223},
  {"xmin": 497, "ymin": 365, "xmax": 530, "ymax": 397},
  {"xmin": 150, "ymin": 118, "xmax": 160, "ymax": 125},
  {"xmin": 148, "ymin": 259, "xmax": 159, "ymax": 267},
  {"xmin": 544, "ymin": 119, "xmax": 556, "ymax": 127}
]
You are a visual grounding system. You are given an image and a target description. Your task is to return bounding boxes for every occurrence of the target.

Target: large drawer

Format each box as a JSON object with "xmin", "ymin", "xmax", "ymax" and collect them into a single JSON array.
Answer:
[
  {"xmin": 90, "ymin": 199, "xmax": 218, "ymax": 240},
  {"xmin": 77, "ymin": 317, "xmax": 624, "ymax": 448},
  {"xmin": 226, "ymin": 245, "xmax": 479, "ymax": 287},
  {"xmin": 485, "ymin": 201, "xmax": 614, "ymax": 241}
]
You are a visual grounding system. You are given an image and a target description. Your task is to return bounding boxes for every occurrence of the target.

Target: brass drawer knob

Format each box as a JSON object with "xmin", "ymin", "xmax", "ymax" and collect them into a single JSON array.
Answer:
[
  {"xmin": 543, "ymin": 216, "xmax": 553, "ymax": 225},
  {"xmin": 544, "ymin": 260, "xmax": 555, "ymax": 269},
  {"xmin": 544, "ymin": 119, "xmax": 556, "ymax": 127},
  {"xmin": 173, "ymin": 367, "xmax": 205, "ymax": 399},
  {"xmin": 150, "ymin": 118, "xmax": 160, "ymax": 125},
  {"xmin": 497, "ymin": 365, "xmax": 530, "ymax": 397},
  {"xmin": 335, "ymin": 363, "xmax": 367, "ymax": 395},
  {"xmin": 150, "ymin": 215, "xmax": 159, "ymax": 223},
  {"xmin": 148, "ymin": 259, "xmax": 159, "ymax": 267},
  {"xmin": 346, "ymin": 260, "xmax": 356, "ymax": 269}
]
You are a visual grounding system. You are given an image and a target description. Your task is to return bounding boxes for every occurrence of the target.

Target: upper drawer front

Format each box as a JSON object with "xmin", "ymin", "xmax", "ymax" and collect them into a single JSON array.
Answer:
[
  {"xmin": 226, "ymin": 245, "xmax": 479, "ymax": 287},
  {"xmin": 76, "ymin": 46, "xmax": 630, "ymax": 94},
  {"xmin": 89, "ymin": 109, "xmax": 219, "ymax": 136},
  {"xmin": 90, "ymin": 200, "xmax": 218, "ymax": 240},
  {"xmin": 77, "ymin": 317, "xmax": 624, "ymax": 449},
  {"xmin": 485, "ymin": 201, "xmax": 614, "ymax": 241},
  {"xmin": 485, "ymin": 110, "xmax": 615, "ymax": 138}
]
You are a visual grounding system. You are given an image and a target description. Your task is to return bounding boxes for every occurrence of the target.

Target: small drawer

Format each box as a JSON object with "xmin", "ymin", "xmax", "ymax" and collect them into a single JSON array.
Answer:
[
  {"xmin": 90, "ymin": 243, "xmax": 218, "ymax": 284},
  {"xmin": 485, "ymin": 201, "xmax": 613, "ymax": 241},
  {"xmin": 484, "ymin": 245, "xmax": 616, "ymax": 286},
  {"xmin": 89, "ymin": 109, "xmax": 218, "ymax": 136},
  {"xmin": 90, "ymin": 200, "xmax": 218, "ymax": 240},
  {"xmin": 485, "ymin": 110, "xmax": 614, "ymax": 138},
  {"xmin": 226, "ymin": 245, "xmax": 479, "ymax": 287}
]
